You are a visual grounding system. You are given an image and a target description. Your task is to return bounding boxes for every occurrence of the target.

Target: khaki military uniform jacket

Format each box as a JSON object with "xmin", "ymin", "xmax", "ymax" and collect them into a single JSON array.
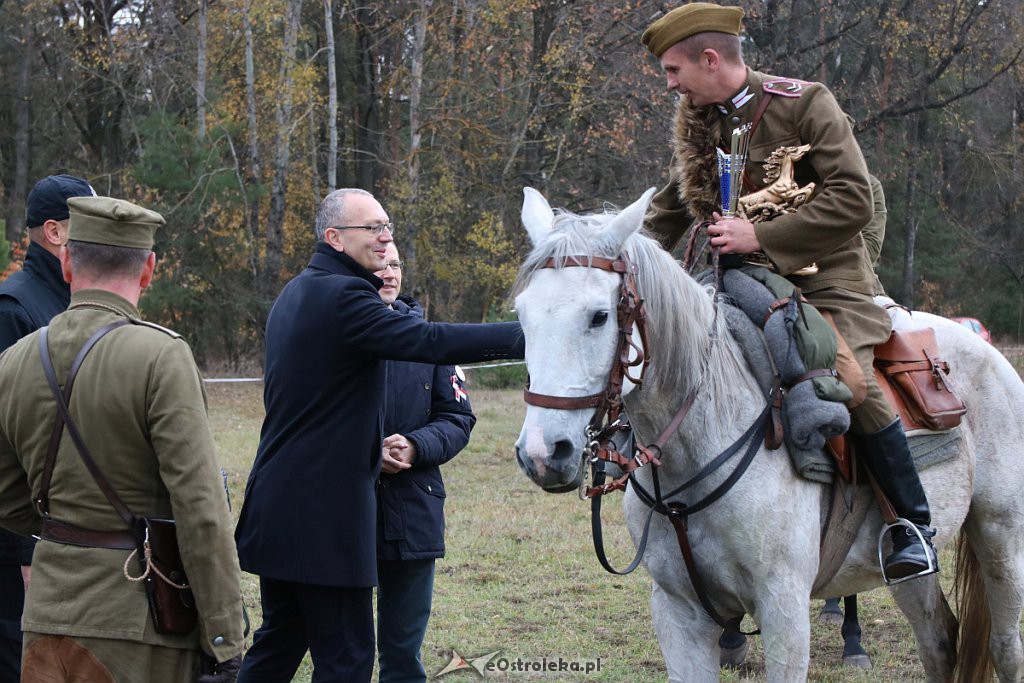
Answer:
[
  {"xmin": 647, "ymin": 69, "xmax": 895, "ymax": 431},
  {"xmin": 863, "ymin": 174, "xmax": 888, "ymax": 296},
  {"xmin": 0, "ymin": 289, "xmax": 243, "ymax": 661},
  {"xmin": 647, "ymin": 68, "xmax": 876, "ymax": 295}
]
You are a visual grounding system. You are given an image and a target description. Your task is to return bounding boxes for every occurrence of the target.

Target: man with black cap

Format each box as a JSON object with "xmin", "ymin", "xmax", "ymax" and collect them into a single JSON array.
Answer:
[
  {"xmin": 0, "ymin": 174, "xmax": 95, "ymax": 350},
  {"xmin": 0, "ymin": 196, "xmax": 245, "ymax": 682},
  {"xmin": 641, "ymin": 3, "xmax": 936, "ymax": 580},
  {"xmin": 0, "ymin": 173, "xmax": 93, "ymax": 680}
]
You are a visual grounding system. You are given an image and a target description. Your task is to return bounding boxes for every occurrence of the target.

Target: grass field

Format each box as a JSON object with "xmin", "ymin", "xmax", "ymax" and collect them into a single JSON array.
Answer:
[
  {"xmin": 205, "ymin": 380, "xmax": 995, "ymax": 682},
  {"xmin": 999, "ymin": 344, "xmax": 1024, "ymax": 375}
]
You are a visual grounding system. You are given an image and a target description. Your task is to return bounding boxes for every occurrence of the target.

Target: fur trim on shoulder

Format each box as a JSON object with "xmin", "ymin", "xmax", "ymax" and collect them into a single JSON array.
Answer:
[{"xmin": 671, "ymin": 98, "xmax": 722, "ymax": 222}]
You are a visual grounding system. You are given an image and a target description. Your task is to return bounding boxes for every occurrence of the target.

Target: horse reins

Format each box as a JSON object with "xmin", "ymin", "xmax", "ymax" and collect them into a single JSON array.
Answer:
[{"xmin": 523, "ymin": 252, "xmax": 770, "ymax": 635}]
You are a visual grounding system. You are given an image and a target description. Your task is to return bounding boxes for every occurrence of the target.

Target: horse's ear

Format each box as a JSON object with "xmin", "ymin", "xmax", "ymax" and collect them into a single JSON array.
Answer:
[
  {"xmin": 521, "ymin": 187, "xmax": 555, "ymax": 246},
  {"xmin": 606, "ymin": 187, "xmax": 657, "ymax": 248}
]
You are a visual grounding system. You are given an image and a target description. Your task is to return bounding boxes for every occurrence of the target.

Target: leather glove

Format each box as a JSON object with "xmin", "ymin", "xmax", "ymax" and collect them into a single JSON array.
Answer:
[{"xmin": 197, "ymin": 653, "xmax": 242, "ymax": 683}]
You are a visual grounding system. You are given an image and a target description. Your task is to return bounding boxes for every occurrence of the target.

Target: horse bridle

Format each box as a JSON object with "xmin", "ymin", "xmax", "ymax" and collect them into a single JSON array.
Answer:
[
  {"xmin": 521, "ymin": 251, "xmax": 772, "ymax": 636},
  {"xmin": 522, "ymin": 254, "xmax": 662, "ymax": 493}
]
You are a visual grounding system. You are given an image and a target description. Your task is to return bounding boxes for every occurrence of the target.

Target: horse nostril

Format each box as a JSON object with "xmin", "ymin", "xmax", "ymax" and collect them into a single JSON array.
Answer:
[{"xmin": 551, "ymin": 440, "xmax": 577, "ymax": 463}]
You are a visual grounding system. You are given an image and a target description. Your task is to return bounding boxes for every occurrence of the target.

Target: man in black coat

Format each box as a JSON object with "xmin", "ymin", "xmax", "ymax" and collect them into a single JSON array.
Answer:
[
  {"xmin": 0, "ymin": 173, "xmax": 93, "ymax": 680},
  {"xmin": 374, "ymin": 243, "xmax": 475, "ymax": 683},
  {"xmin": 235, "ymin": 189, "xmax": 523, "ymax": 683}
]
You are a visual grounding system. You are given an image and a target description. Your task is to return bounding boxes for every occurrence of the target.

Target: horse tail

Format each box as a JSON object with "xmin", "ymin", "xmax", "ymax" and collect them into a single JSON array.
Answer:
[{"xmin": 953, "ymin": 531, "xmax": 994, "ymax": 683}]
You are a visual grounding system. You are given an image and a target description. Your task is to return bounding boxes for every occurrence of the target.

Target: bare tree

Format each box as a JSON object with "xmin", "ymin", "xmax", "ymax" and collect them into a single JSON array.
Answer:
[
  {"xmin": 196, "ymin": 0, "xmax": 207, "ymax": 141},
  {"xmin": 323, "ymin": 0, "xmax": 339, "ymax": 191},
  {"xmin": 5, "ymin": 0, "xmax": 31, "ymax": 245},
  {"xmin": 401, "ymin": 0, "xmax": 431, "ymax": 280},
  {"xmin": 265, "ymin": 0, "xmax": 303, "ymax": 285},
  {"xmin": 243, "ymin": 0, "xmax": 262, "ymax": 281},
  {"xmin": 352, "ymin": 4, "xmax": 387, "ymax": 192},
  {"xmin": 407, "ymin": 0, "xmax": 429, "ymax": 199}
]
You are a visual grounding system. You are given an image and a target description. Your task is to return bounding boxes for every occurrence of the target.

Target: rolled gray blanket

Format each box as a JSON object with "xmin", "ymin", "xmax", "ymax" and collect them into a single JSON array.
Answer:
[
  {"xmin": 722, "ymin": 268, "xmax": 775, "ymax": 324},
  {"xmin": 714, "ymin": 268, "xmax": 843, "ymax": 483},
  {"xmin": 783, "ymin": 381, "xmax": 848, "ymax": 484}
]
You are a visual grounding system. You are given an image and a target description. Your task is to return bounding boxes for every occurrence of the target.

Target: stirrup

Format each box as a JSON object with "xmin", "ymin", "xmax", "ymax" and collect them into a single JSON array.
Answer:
[{"xmin": 877, "ymin": 518, "xmax": 938, "ymax": 586}]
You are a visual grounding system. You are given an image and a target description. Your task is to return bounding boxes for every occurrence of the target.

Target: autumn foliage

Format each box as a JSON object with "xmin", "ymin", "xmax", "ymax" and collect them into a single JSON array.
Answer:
[{"xmin": 0, "ymin": 1, "xmax": 1021, "ymax": 365}]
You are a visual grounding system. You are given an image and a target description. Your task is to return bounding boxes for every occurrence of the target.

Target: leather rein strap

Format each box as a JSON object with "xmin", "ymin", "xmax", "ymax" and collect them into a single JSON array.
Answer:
[
  {"xmin": 590, "ymin": 403, "xmax": 770, "ymax": 636},
  {"xmin": 36, "ymin": 321, "xmax": 137, "ymax": 528}
]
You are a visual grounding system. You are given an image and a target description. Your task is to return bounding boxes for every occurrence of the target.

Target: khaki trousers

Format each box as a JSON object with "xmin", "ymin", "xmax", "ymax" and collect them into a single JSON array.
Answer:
[{"xmin": 804, "ymin": 286, "xmax": 894, "ymax": 434}]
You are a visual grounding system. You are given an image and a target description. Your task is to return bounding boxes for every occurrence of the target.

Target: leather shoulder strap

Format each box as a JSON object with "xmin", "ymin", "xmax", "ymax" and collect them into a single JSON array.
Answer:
[
  {"xmin": 35, "ymin": 321, "xmax": 134, "ymax": 525},
  {"xmin": 741, "ymin": 92, "xmax": 775, "ymax": 193}
]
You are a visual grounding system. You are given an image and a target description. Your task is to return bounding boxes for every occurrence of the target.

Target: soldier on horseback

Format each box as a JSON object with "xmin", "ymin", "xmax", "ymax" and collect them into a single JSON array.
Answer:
[{"xmin": 641, "ymin": 2, "xmax": 937, "ymax": 580}]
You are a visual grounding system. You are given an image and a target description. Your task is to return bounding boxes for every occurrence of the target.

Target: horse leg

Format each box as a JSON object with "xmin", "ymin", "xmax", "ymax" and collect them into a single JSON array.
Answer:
[
  {"xmin": 959, "ymin": 517, "xmax": 1024, "ymax": 682},
  {"xmin": 754, "ymin": 591, "xmax": 811, "ymax": 682},
  {"xmin": 650, "ymin": 583, "xmax": 721, "ymax": 683},
  {"xmin": 888, "ymin": 574, "xmax": 957, "ymax": 682},
  {"xmin": 717, "ymin": 616, "xmax": 749, "ymax": 668},
  {"xmin": 818, "ymin": 596, "xmax": 843, "ymax": 624},
  {"xmin": 839, "ymin": 595, "xmax": 871, "ymax": 669}
]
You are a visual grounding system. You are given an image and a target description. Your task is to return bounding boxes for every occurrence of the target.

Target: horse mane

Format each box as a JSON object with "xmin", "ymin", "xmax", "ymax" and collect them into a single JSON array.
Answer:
[{"xmin": 512, "ymin": 208, "xmax": 747, "ymax": 401}]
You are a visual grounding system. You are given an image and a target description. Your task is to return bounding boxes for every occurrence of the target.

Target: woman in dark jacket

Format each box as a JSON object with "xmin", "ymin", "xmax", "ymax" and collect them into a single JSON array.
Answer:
[{"xmin": 375, "ymin": 247, "xmax": 475, "ymax": 683}]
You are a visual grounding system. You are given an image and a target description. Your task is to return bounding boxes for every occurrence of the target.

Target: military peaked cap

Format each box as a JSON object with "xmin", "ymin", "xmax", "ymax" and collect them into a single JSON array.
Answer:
[
  {"xmin": 642, "ymin": 2, "xmax": 744, "ymax": 57},
  {"xmin": 67, "ymin": 196, "xmax": 164, "ymax": 250}
]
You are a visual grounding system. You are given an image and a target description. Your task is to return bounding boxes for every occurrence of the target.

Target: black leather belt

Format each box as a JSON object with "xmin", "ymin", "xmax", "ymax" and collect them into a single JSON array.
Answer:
[{"xmin": 39, "ymin": 518, "xmax": 135, "ymax": 550}]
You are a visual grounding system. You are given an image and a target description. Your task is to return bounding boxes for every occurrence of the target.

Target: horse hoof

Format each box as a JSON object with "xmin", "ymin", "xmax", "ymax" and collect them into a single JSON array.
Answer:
[
  {"xmin": 720, "ymin": 639, "xmax": 749, "ymax": 668},
  {"xmin": 842, "ymin": 654, "xmax": 872, "ymax": 669},
  {"xmin": 817, "ymin": 608, "xmax": 844, "ymax": 625}
]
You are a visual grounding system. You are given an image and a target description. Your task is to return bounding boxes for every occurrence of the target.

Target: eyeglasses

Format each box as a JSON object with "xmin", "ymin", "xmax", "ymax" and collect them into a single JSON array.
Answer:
[
  {"xmin": 380, "ymin": 260, "xmax": 403, "ymax": 271},
  {"xmin": 326, "ymin": 222, "xmax": 395, "ymax": 236}
]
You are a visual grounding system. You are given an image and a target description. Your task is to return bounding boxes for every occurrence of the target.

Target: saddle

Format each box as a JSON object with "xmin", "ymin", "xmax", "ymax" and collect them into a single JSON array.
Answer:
[{"xmin": 825, "ymin": 315, "xmax": 967, "ymax": 483}]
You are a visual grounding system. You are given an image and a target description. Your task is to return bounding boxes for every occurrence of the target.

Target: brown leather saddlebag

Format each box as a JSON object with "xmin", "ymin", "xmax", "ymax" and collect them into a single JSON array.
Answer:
[{"xmin": 874, "ymin": 328, "xmax": 966, "ymax": 431}]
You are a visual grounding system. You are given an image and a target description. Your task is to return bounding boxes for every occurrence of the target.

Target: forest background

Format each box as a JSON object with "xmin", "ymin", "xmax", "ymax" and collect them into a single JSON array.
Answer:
[{"xmin": 0, "ymin": 0, "xmax": 1021, "ymax": 369}]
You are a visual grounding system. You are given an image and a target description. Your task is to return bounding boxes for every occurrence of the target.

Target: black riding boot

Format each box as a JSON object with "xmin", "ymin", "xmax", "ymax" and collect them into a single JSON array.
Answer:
[{"xmin": 859, "ymin": 419, "xmax": 938, "ymax": 580}]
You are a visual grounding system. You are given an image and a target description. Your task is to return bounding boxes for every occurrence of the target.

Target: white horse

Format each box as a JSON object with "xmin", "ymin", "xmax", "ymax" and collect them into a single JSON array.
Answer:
[{"xmin": 512, "ymin": 187, "xmax": 1024, "ymax": 682}]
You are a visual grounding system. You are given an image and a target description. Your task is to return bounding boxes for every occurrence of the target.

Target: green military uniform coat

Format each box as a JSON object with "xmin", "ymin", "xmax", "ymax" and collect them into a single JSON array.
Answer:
[
  {"xmin": 0, "ymin": 289, "xmax": 244, "ymax": 672},
  {"xmin": 647, "ymin": 68, "xmax": 894, "ymax": 432},
  {"xmin": 863, "ymin": 174, "xmax": 888, "ymax": 296}
]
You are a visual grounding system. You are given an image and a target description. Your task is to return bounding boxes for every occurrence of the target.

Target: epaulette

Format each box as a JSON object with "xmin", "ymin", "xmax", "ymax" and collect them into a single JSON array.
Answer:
[
  {"xmin": 763, "ymin": 78, "xmax": 812, "ymax": 98},
  {"xmin": 129, "ymin": 317, "xmax": 183, "ymax": 339}
]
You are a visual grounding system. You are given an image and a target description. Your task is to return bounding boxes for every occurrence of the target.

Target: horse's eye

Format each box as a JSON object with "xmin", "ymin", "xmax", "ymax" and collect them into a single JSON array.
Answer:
[{"xmin": 590, "ymin": 311, "xmax": 609, "ymax": 327}]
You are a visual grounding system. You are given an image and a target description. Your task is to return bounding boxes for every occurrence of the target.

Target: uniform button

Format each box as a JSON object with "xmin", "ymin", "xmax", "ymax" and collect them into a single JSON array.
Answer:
[
  {"xmin": 213, "ymin": 636, "xmax": 225, "ymax": 646},
  {"xmin": 427, "ymin": 485, "xmax": 433, "ymax": 492},
  {"xmin": 730, "ymin": 116, "xmax": 741, "ymax": 125},
  {"xmin": 423, "ymin": 383, "xmax": 430, "ymax": 390}
]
